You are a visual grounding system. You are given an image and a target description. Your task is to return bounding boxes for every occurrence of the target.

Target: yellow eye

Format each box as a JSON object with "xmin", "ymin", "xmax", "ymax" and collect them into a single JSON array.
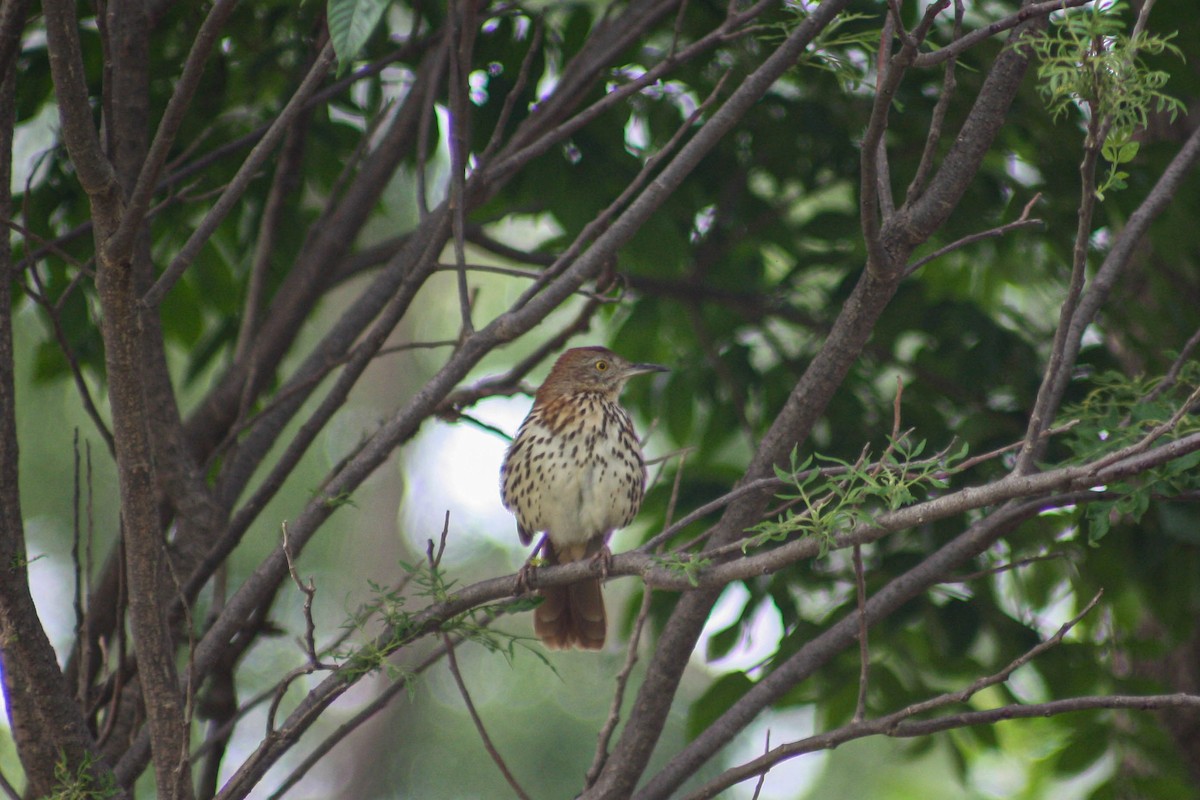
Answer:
[{"xmin": 595, "ymin": 360, "xmax": 609, "ymax": 371}]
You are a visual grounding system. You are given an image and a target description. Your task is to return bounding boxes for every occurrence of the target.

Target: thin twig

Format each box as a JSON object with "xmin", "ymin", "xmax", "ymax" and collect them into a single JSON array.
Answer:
[
  {"xmin": 749, "ymin": 730, "xmax": 770, "ymax": 800},
  {"xmin": 142, "ymin": 42, "xmax": 336, "ymax": 307},
  {"xmin": 447, "ymin": 0, "xmax": 477, "ymax": 336},
  {"xmin": 904, "ymin": 194, "xmax": 1043, "ymax": 277},
  {"xmin": 683, "ymin": 591, "xmax": 1106, "ymax": 799},
  {"xmin": 0, "ymin": 769, "xmax": 20, "ymax": 800},
  {"xmin": 441, "ymin": 631, "xmax": 531, "ymax": 800},
  {"xmin": 477, "ymin": 15, "xmax": 544, "ymax": 166},
  {"xmin": 905, "ymin": 0, "xmax": 962, "ymax": 202},
  {"xmin": 1092, "ymin": 384, "xmax": 1200, "ymax": 473},
  {"xmin": 434, "ymin": 511, "xmax": 528, "ymax": 800},
  {"xmin": 943, "ymin": 551, "xmax": 1071, "ymax": 584},
  {"xmin": 1140, "ymin": 324, "xmax": 1200, "ymax": 406},
  {"xmin": 852, "ymin": 545, "xmax": 869, "ymax": 722},
  {"xmin": 24, "ymin": 264, "xmax": 116, "ymax": 455},
  {"xmin": 587, "ymin": 451, "xmax": 689, "ymax": 786},
  {"xmin": 282, "ymin": 522, "xmax": 326, "ymax": 669},
  {"xmin": 510, "ymin": 69, "xmax": 731, "ymax": 311},
  {"xmin": 912, "ymin": 0, "xmax": 1093, "ymax": 67},
  {"xmin": 264, "ymin": 618, "xmax": 502, "ymax": 799}
]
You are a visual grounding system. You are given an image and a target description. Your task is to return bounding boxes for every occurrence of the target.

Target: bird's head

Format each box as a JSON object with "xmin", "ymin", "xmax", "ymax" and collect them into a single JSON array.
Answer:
[{"xmin": 535, "ymin": 346, "xmax": 667, "ymax": 404}]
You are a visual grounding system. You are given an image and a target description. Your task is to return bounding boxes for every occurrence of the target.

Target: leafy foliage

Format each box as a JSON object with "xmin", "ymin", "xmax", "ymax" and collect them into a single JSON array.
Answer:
[
  {"xmin": 1059, "ymin": 366, "xmax": 1200, "ymax": 543},
  {"xmin": 748, "ymin": 438, "xmax": 964, "ymax": 554},
  {"xmin": 48, "ymin": 751, "xmax": 118, "ymax": 800},
  {"xmin": 327, "ymin": 0, "xmax": 390, "ymax": 71},
  {"xmin": 1022, "ymin": 0, "xmax": 1186, "ymax": 196}
]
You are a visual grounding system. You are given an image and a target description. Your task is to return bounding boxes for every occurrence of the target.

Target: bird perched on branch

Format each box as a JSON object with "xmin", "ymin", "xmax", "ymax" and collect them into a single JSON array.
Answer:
[{"xmin": 501, "ymin": 346, "xmax": 666, "ymax": 650}]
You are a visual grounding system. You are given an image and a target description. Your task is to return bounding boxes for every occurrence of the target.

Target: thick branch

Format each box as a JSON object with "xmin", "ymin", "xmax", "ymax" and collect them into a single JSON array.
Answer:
[{"xmin": 0, "ymin": 57, "xmax": 122, "ymax": 800}]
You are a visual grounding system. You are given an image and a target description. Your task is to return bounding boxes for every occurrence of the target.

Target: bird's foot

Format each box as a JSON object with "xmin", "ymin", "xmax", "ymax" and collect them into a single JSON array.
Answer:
[
  {"xmin": 515, "ymin": 561, "xmax": 537, "ymax": 595},
  {"xmin": 589, "ymin": 545, "xmax": 614, "ymax": 581},
  {"xmin": 515, "ymin": 536, "xmax": 549, "ymax": 595}
]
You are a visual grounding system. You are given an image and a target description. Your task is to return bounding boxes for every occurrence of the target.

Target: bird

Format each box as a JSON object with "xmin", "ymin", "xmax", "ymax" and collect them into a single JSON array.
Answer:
[{"xmin": 500, "ymin": 346, "xmax": 666, "ymax": 650}]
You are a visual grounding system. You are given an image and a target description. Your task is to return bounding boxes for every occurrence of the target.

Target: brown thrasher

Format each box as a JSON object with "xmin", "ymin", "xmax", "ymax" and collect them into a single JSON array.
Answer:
[{"xmin": 500, "ymin": 346, "xmax": 666, "ymax": 649}]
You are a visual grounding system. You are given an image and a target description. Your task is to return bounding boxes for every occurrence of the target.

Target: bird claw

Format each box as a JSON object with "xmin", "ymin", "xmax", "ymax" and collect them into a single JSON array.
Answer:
[
  {"xmin": 590, "ymin": 546, "xmax": 613, "ymax": 581},
  {"xmin": 515, "ymin": 561, "xmax": 537, "ymax": 595},
  {"xmin": 515, "ymin": 536, "xmax": 548, "ymax": 595}
]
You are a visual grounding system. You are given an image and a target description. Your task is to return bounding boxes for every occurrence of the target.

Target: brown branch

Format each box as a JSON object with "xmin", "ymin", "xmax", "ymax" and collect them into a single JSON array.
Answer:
[
  {"xmin": 24, "ymin": 264, "xmax": 116, "ymax": 455},
  {"xmin": 175, "ymin": 431, "xmax": 1200, "ymax": 800},
  {"xmin": 477, "ymin": 15, "xmax": 544, "ymax": 167},
  {"xmin": 106, "ymin": 0, "xmax": 239, "ymax": 262},
  {"xmin": 442, "ymin": 632, "xmax": 531, "ymax": 800},
  {"xmin": 0, "ymin": 53, "xmax": 121, "ymax": 797},
  {"xmin": 943, "ymin": 551, "xmax": 1071, "ymax": 584},
  {"xmin": 861, "ymin": 1, "xmax": 949, "ymax": 276},
  {"xmin": 142, "ymin": 42, "xmax": 336, "ymax": 308},
  {"xmin": 281, "ymin": 523, "xmax": 329, "ymax": 671},
  {"xmin": 903, "ymin": 194, "xmax": 1043, "ymax": 277},
  {"xmin": 234, "ymin": 98, "xmax": 311, "ymax": 362},
  {"xmin": 263, "ymin": 618, "xmax": 500, "ymax": 800},
  {"xmin": 510, "ymin": 66, "xmax": 731, "ymax": 312},
  {"xmin": 43, "ymin": 0, "xmax": 119, "ymax": 200},
  {"xmin": 1142, "ymin": 324, "xmax": 1200, "ymax": 405},
  {"xmin": 447, "ymin": 0, "xmax": 478, "ymax": 336},
  {"xmin": 632, "ymin": 425, "xmax": 1200, "ymax": 797},
  {"xmin": 438, "ymin": 296, "xmax": 604, "ymax": 414},
  {"xmin": 905, "ymin": 0, "xmax": 962, "ymax": 203},
  {"xmin": 852, "ymin": 543, "xmax": 870, "ymax": 722},
  {"xmin": 1016, "ymin": 114, "xmax": 1105, "ymax": 473},
  {"xmin": 682, "ymin": 592, "xmax": 1107, "ymax": 799},
  {"xmin": 913, "ymin": 0, "xmax": 1093, "ymax": 68}
]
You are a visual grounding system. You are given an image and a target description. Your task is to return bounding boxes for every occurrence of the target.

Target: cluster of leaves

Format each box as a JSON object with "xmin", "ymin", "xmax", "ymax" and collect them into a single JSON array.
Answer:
[
  {"xmin": 49, "ymin": 751, "xmax": 117, "ymax": 800},
  {"xmin": 768, "ymin": 9, "xmax": 880, "ymax": 93},
  {"xmin": 1022, "ymin": 0, "xmax": 1186, "ymax": 197},
  {"xmin": 747, "ymin": 438, "xmax": 966, "ymax": 555},
  {"xmin": 1059, "ymin": 365, "xmax": 1200, "ymax": 544},
  {"xmin": 336, "ymin": 558, "xmax": 544, "ymax": 682}
]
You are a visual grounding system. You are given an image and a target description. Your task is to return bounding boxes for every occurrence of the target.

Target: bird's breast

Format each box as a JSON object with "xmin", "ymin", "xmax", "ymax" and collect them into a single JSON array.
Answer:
[{"xmin": 500, "ymin": 395, "xmax": 647, "ymax": 548}]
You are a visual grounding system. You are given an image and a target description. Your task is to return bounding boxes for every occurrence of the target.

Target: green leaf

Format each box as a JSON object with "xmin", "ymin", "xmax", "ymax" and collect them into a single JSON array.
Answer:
[{"xmin": 327, "ymin": 0, "xmax": 389, "ymax": 72}]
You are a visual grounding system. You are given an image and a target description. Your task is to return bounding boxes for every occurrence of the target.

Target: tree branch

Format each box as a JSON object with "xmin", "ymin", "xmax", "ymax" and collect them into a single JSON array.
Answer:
[{"xmin": 141, "ymin": 42, "xmax": 335, "ymax": 307}]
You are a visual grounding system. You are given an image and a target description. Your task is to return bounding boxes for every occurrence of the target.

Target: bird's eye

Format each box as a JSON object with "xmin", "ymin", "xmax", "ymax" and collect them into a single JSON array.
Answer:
[{"xmin": 595, "ymin": 360, "xmax": 609, "ymax": 371}]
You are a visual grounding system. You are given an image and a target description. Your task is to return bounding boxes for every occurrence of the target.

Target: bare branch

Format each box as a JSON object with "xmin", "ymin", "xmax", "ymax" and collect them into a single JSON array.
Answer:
[
  {"xmin": 106, "ymin": 0, "xmax": 238, "ymax": 262},
  {"xmin": 904, "ymin": 194, "xmax": 1043, "ymax": 277},
  {"xmin": 442, "ymin": 632, "xmax": 531, "ymax": 800},
  {"xmin": 1016, "ymin": 114, "xmax": 1106, "ymax": 473},
  {"xmin": 24, "ymin": 264, "xmax": 116, "ymax": 455},
  {"xmin": 683, "ymin": 593, "xmax": 1114, "ymax": 799},
  {"xmin": 913, "ymin": 0, "xmax": 1093, "ymax": 68},
  {"xmin": 142, "ymin": 42, "xmax": 336, "ymax": 308},
  {"xmin": 447, "ymin": 0, "xmax": 478, "ymax": 335},
  {"xmin": 905, "ymin": 0, "xmax": 962, "ymax": 202}
]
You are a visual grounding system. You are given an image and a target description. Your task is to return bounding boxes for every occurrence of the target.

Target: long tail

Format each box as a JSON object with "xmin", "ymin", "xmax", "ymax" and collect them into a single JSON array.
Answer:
[{"xmin": 535, "ymin": 578, "xmax": 606, "ymax": 650}]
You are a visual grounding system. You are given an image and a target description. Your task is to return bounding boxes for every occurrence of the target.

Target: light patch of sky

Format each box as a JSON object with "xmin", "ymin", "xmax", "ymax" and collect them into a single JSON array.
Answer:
[
  {"xmin": 625, "ymin": 114, "xmax": 649, "ymax": 153},
  {"xmin": 970, "ymin": 743, "xmax": 1114, "ymax": 799},
  {"xmin": 691, "ymin": 586, "xmax": 826, "ymax": 798},
  {"xmin": 699, "ymin": 583, "xmax": 783, "ymax": 674},
  {"xmin": 1006, "ymin": 152, "xmax": 1044, "ymax": 187},
  {"xmin": 23, "ymin": 516, "xmax": 87, "ymax": 653},
  {"xmin": 12, "ymin": 102, "xmax": 58, "ymax": 194},
  {"xmin": 398, "ymin": 396, "xmax": 529, "ymax": 565}
]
